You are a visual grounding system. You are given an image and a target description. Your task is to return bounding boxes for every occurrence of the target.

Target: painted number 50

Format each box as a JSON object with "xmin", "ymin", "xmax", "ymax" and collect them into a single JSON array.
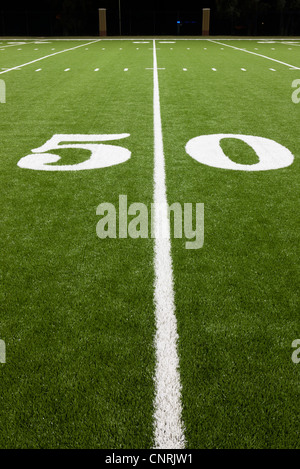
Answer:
[
  {"xmin": 17, "ymin": 132, "xmax": 294, "ymax": 172},
  {"xmin": 17, "ymin": 134, "xmax": 131, "ymax": 171}
]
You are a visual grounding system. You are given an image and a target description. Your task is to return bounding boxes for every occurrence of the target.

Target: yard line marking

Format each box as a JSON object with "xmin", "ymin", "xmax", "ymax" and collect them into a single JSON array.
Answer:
[
  {"xmin": 208, "ymin": 39, "xmax": 300, "ymax": 70},
  {"xmin": 35, "ymin": 68, "xmax": 42, "ymax": 72},
  {"xmin": 270, "ymin": 68, "xmax": 276, "ymax": 71},
  {"xmin": 0, "ymin": 40, "xmax": 101, "ymax": 76},
  {"xmin": 152, "ymin": 39, "xmax": 185, "ymax": 450},
  {"xmin": 0, "ymin": 41, "xmax": 35, "ymax": 49}
]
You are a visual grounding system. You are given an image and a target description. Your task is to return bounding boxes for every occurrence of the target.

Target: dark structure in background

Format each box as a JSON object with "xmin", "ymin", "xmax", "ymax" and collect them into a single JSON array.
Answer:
[{"xmin": 0, "ymin": 0, "xmax": 300, "ymax": 36}]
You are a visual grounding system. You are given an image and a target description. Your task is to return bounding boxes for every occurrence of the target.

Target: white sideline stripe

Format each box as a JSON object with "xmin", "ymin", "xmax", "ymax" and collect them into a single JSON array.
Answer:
[
  {"xmin": 0, "ymin": 40, "xmax": 101, "ymax": 76},
  {"xmin": 208, "ymin": 39, "xmax": 300, "ymax": 70},
  {"xmin": 3, "ymin": 37, "xmax": 300, "ymax": 42},
  {"xmin": 152, "ymin": 39, "xmax": 185, "ymax": 450}
]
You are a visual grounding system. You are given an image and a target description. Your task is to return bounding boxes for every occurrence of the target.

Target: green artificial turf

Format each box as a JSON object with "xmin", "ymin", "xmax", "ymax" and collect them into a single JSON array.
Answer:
[
  {"xmin": 0, "ymin": 38, "xmax": 299, "ymax": 449},
  {"xmin": 158, "ymin": 39, "xmax": 300, "ymax": 448}
]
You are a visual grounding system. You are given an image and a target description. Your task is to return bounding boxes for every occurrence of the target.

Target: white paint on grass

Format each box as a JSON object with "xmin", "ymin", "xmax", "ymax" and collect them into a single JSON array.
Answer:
[
  {"xmin": 186, "ymin": 134, "xmax": 294, "ymax": 171},
  {"xmin": 152, "ymin": 39, "xmax": 185, "ymax": 450},
  {"xmin": 0, "ymin": 40, "xmax": 101, "ymax": 76},
  {"xmin": 4, "ymin": 37, "xmax": 300, "ymax": 42},
  {"xmin": 208, "ymin": 39, "xmax": 300, "ymax": 70},
  {"xmin": 17, "ymin": 134, "xmax": 131, "ymax": 171}
]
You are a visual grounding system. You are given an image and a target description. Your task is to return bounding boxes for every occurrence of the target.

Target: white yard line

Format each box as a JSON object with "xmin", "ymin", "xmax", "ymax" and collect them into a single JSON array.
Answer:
[
  {"xmin": 282, "ymin": 43, "xmax": 300, "ymax": 47},
  {"xmin": 0, "ymin": 41, "xmax": 36, "ymax": 49},
  {"xmin": 0, "ymin": 40, "xmax": 101, "ymax": 76},
  {"xmin": 208, "ymin": 39, "xmax": 300, "ymax": 70},
  {"xmin": 152, "ymin": 39, "xmax": 185, "ymax": 450}
]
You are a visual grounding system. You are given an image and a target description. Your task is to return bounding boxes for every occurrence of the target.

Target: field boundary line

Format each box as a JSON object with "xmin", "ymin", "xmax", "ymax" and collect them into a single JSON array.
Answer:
[
  {"xmin": 0, "ymin": 39, "xmax": 101, "ymax": 76},
  {"xmin": 208, "ymin": 39, "xmax": 300, "ymax": 70},
  {"xmin": 2, "ymin": 37, "xmax": 300, "ymax": 42},
  {"xmin": 152, "ymin": 39, "xmax": 185, "ymax": 450}
]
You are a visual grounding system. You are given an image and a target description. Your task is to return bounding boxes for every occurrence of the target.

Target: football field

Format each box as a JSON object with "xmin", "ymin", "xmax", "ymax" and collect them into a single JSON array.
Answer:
[{"xmin": 0, "ymin": 37, "xmax": 299, "ymax": 449}]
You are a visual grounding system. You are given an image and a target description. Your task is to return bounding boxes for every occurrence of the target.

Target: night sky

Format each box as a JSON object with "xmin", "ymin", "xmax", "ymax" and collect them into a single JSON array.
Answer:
[{"xmin": 0, "ymin": 0, "xmax": 300, "ymax": 36}]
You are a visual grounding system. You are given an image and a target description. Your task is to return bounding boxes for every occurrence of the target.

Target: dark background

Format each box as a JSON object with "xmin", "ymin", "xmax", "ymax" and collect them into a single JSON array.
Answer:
[{"xmin": 0, "ymin": 0, "xmax": 300, "ymax": 36}]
